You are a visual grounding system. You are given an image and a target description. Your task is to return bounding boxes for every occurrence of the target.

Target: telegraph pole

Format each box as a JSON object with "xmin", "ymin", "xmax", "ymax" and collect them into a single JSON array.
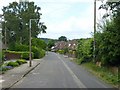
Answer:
[
  {"xmin": 93, "ymin": 0, "xmax": 96, "ymax": 62},
  {"xmin": 29, "ymin": 19, "xmax": 37, "ymax": 67}
]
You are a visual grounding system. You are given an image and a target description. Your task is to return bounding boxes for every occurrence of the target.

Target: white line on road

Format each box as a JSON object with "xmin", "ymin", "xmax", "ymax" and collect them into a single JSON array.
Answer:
[
  {"xmin": 0, "ymin": 80, "xmax": 5, "ymax": 83},
  {"xmin": 57, "ymin": 54, "xmax": 86, "ymax": 88}
]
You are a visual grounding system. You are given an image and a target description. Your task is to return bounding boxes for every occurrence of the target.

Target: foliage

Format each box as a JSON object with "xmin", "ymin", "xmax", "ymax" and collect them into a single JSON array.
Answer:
[
  {"xmin": 94, "ymin": 1, "xmax": 120, "ymax": 66},
  {"xmin": 21, "ymin": 52, "xmax": 30, "ymax": 60},
  {"xmin": 32, "ymin": 38, "xmax": 47, "ymax": 50},
  {"xmin": 82, "ymin": 62, "xmax": 119, "ymax": 87},
  {"xmin": 4, "ymin": 50, "xmax": 33, "ymax": 60},
  {"xmin": 7, "ymin": 61, "xmax": 19, "ymax": 67},
  {"xmin": 31, "ymin": 46, "xmax": 45, "ymax": 59},
  {"xmin": 16, "ymin": 59, "xmax": 27, "ymax": 65},
  {"xmin": 9, "ymin": 43, "xmax": 29, "ymax": 51},
  {"xmin": 47, "ymin": 40, "xmax": 55, "ymax": 51},
  {"xmin": 63, "ymin": 48, "xmax": 69, "ymax": 54},
  {"xmin": 95, "ymin": 19, "xmax": 120, "ymax": 66},
  {"xmin": 58, "ymin": 36, "xmax": 67, "ymax": 42},
  {"xmin": 0, "ymin": 51, "xmax": 2, "ymax": 64},
  {"xmin": 2, "ymin": 66, "xmax": 13, "ymax": 71},
  {"xmin": 76, "ymin": 38, "xmax": 93, "ymax": 64},
  {"xmin": 2, "ymin": 1, "xmax": 47, "ymax": 46},
  {"xmin": 57, "ymin": 50, "xmax": 64, "ymax": 54}
]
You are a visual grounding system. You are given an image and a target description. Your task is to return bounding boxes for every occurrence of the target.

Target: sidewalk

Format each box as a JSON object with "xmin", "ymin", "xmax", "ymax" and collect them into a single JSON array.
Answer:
[{"xmin": 0, "ymin": 59, "xmax": 43, "ymax": 89}]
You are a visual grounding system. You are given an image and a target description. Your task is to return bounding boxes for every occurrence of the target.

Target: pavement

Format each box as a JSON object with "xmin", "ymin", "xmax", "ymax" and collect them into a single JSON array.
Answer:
[{"xmin": 0, "ymin": 59, "xmax": 43, "ymax": 89}]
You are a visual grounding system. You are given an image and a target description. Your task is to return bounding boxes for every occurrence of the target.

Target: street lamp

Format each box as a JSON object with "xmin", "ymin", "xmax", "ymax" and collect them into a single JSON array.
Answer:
[{"xmin": 29, "ymin": 19, "xmax": 38, "ymax": 67}]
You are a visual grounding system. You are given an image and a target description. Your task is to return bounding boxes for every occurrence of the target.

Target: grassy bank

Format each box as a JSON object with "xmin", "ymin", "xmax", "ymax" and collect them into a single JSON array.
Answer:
[{"xmin": 72, "ymin": 59, "xmax": 119, "ymax": 88}]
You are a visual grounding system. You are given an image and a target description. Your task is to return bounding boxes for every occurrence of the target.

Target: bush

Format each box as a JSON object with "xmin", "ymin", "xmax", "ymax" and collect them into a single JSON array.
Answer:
[
  {"xmin": 16, "ymin": 59, "xmax": 27, "ymax": 65},
  {"xmin": 39, "ymin": 49, "xmax": 45, "ymax": 58},
  {"xmin": 32, "ymin": 46, "xmax": 45, "ymax": 59},
  {"xmin": 7, "ymin": 61, "xmax": 19, "ymax": 67},
  {"xmin": 57, "ymin": 50, "xmax": 64, "ymax": 54},
  {"xmin": 21, "ymin": 52, "xmax": 34, "ymax": 60},
  {"xmin": 2, "ymin": 66, "xmax": 13, "ymax": 71},
  {"xmin": 76, "ymin": 38, "xmax": 93, "ymax": 63},
  {"xmin": 32, "ymin": 46, "xmax": 41, "ymax": 59}
]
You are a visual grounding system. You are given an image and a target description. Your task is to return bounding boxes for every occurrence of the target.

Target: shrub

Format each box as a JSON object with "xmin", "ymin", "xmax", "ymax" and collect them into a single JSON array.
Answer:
[
  {"xmin": 7, "ymin": 61, "xmax": 19, "ymax": 67},
  {"xmin": 57, "ymin": 50, "xmax": 64, "ymax": 54},
  {"xmin": 21, "ymin": 52, "xmax": 34, "ymax": 60},
  {"xmin": 39, "ymin": 49, "xmax": 45, "ymax": 58},
  {"xmin": 1, "ymin": 66, "xmax": 8, "ymax": 71},
  {"xmin": 3, "ymin": 66, "xmax": 13, "ymax": 70},
  {"xmin": 16, "ymin": 59, "xmax": 27, "ymax": 65}
]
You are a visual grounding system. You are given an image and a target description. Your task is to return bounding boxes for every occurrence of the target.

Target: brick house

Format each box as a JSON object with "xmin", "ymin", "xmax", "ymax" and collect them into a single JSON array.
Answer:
[{"xmin": 52, "ymin": 40, "xmax": 78, "ymax": 58}]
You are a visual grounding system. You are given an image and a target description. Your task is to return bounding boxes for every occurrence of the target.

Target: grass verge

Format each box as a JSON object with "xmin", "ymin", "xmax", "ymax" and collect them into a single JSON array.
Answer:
[{"xmin": 72, "ymin": 59, "xmax": 119, "ymax": 88}]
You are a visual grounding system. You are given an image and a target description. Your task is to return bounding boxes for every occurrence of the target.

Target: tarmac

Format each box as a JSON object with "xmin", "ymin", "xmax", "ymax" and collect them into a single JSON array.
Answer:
[{"xmin": 0, "ymin": 59, "xmax": 43, "ymax": 89}]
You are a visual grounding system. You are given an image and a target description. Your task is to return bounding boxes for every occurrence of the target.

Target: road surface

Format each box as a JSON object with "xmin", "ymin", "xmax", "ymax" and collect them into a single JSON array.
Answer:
[{"xmin": 11, "ymin": 52, "xmax": 113, "ymax": 88}]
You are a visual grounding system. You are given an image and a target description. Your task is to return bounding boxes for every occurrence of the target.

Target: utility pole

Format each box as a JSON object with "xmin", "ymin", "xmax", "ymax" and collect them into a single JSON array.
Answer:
[
  {"xmin": 29, "ymin": 19, "xmax": 37, "ymax": 67},
  {"xmin": 93, "ymin": 0, "xmax": 96, "ymax": 62},
  {"xmin": 4, "ymin": 21, "xmax": 7, "ymax": 50}
]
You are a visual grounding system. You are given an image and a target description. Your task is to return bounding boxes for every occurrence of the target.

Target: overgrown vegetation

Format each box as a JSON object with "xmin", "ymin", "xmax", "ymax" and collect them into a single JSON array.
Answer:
[
  {"xmin": 82, "ymin": 62, "xmax": 119, "ymax": 88},
  {"xmin": 76, "ymin": 38, "xmax": 93, "ymax": 64},
  {"xmin": 75, "ymin": 1, "xmax": 120, "ymax": 87}
]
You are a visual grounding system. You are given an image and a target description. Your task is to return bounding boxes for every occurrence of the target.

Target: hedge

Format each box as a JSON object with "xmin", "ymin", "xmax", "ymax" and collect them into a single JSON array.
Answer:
[{"xmin": 4, "ymin": 50, "xmax": 34, "ymax": 60}]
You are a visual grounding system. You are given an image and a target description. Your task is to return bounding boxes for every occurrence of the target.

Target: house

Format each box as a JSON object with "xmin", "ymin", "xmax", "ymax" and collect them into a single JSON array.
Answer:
[
  {"xmin": 54, "ymin": 41, "xmax": 67, "ymax": 51},
  {"xmin": 53, "ymin": 40, "xmax": 78, "ymax": 51},
  {"xmin": 67, "ymin": 40, "xmax": 78, "ymax": 50}
]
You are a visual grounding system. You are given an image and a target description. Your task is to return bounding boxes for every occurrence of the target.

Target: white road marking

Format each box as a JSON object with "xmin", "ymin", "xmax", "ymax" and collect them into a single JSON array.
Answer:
[
  {"xmin": 0, "ymin": 80, "xmax": 5, "ymax": 83},
  {"xmin": 57, "ymin": 54, "xmax": 86, "ymax": 88}
]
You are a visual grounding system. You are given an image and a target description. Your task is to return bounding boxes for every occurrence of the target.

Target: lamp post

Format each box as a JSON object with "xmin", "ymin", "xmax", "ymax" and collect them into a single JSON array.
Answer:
[{"xmin": 29, "ymin": 19, "xmax": 37, "ymax": 67}]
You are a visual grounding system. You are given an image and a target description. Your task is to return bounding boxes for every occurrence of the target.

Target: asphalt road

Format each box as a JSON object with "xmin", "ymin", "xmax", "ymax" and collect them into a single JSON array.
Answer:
[{"xmin": 10, "ymin": 52, "xmax": 113, "ymax": 88}]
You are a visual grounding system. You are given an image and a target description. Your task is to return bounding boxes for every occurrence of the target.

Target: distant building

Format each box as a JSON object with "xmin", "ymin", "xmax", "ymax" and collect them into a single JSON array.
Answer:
[
  {"xmin": 19, "ymin": 0, "xmax": 29, "ymax": 2},
  {"xmin": 53, "ymin": 40, "xmax": 78, "ymax": 51}
]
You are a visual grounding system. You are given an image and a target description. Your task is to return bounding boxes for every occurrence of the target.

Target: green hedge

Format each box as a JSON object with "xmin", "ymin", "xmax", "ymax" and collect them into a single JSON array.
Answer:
[
  {"xmin": 4, "ymin": 50, "xmax": 34, "ymax": 60},
  {"xmin": 8, "ymin": 43, "xmax": 45, "ymax": 59}
]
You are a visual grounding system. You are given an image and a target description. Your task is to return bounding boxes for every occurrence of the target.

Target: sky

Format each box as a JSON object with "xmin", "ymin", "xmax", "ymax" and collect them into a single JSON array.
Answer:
[{"xmin": 0, "ymin": 0, "xmax": 106, "ymax": 40}]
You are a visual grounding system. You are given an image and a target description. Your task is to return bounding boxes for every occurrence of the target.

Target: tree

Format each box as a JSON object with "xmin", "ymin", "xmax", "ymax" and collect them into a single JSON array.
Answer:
[
  {"xmin": 95, "ymin": 1, "xmax": 120, "ymax": 66},
  {"xmin": 58, "ymin": 36, "xmax": 67, "ymax": 41},
  {"xmin": 2, "ymin": 1, "xmax": 47, "ymax": 46},
  {"xmin": 32, "ymin": 38, "xmax": 47, "ymax": 50},
  {"xmin": 47, "ymin": 40, "xmax": 55, "ymax": 50}
]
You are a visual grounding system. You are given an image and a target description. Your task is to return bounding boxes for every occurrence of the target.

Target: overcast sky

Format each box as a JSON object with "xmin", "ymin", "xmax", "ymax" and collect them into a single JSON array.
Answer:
[{"xmin": 0, "ymin": 0, "xmax": 106, "ymax": 40}]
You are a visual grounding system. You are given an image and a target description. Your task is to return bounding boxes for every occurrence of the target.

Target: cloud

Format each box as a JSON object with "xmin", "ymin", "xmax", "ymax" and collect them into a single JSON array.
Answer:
[
  {"xmin": 0, "ymin": 0, "xmax": 104, "ymax": 39},
  {"xmin": 39, "ymin": 3, "xmax": 95, "ymax": 39}
]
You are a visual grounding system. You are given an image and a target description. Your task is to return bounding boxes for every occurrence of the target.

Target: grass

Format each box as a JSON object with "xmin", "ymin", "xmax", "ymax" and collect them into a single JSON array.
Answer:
[{"xmin": 72, "ymin": 59, "xmax": 119, "ymax": 88}]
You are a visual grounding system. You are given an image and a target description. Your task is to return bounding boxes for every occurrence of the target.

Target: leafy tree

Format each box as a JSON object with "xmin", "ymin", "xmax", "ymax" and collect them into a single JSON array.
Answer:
[
  {"xmin": 76, "ymin": 38, "xmax": 93, "ymax": 64},
  {"xmin": 95, "ymin": 1, "xmax": 120, "ymax": 66},
  {"xmin": 47, "ymin": 40, "xmax": 55, "ymax": 50},
  {"xmin": 58, "ymin": 36, "xmax": 67, "ymax": 42},
  {"xmin": 32, "ymin": 38, "xmax": 47, "ymax": 50},
  {"xmin": 2, "ymin": 1, "xmax": 47, "ymax": 46}
]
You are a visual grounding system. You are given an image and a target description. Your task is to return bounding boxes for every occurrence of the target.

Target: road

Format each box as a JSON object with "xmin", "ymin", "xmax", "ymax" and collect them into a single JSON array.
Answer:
[{"xmin": 11, "ymin": 52, "xmax": 113, "ymax": 88}]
